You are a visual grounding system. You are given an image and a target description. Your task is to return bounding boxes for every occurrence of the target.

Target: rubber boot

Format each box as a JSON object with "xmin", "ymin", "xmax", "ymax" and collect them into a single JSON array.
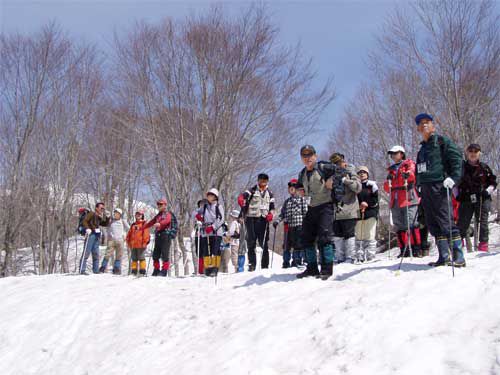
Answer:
[
  {"xmin": 152, "ymin": 260, "xmax": 161, "ymax": 276},
  {"xmin": 237, "ymin": 255, "xmax": 245, "ymax": 272},
  {"xmin": 296, "ymin": 263, "xmax": 320, "ymax": 279},
  {"xmin": 428, "ymin": 237, "xmax": 450, "ymax": 267},
  {"xmin": 318, "ymin": 262, "xmax": 333, "ymax": 280}
]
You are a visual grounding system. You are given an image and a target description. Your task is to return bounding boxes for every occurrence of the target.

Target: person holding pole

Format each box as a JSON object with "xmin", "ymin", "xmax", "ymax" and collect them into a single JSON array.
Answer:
[{"xmin": 415, "ymin": 113, "xmax": 465, "ymax": 269}]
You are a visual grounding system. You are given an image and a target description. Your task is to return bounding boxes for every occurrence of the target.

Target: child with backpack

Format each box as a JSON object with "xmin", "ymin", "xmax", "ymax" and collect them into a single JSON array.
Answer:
[
  {"xmin": 126, "ymin": 210, "xmax": 150, "ymax": 276},
  {"xmin": 99, "ymin": 208, "xmax": 130, "ymax": 274}
]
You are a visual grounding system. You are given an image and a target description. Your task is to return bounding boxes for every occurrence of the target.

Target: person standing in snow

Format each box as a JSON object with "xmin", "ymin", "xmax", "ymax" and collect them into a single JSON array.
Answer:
[
  {"xmin": 196, "ymin": 188, "xmax": 225, "ymax": 276},
  {"xmin": 99, "ymin": 208, "xmax": 130, "ymax": 275},
  {"xmin": 296, "ymin": 145, "xmax": 335, "ymax": 279},
  {"xmin": 415, "ymin": 113, "xmax": 465, "ymax": 267},
  {"xmin": 274, "ymin": 179, "xmax": 308, "ymax": 268},
  {"xmin": 191, "ymin": 199, "xmax": 205, "ymax": 274},
  {"xmin": 384, "ymin": 146, "xmax": 422, "ymax": 258},
  {"xmin": 125, "ymin": 210, "xmax": 150, "ymax": 276},
  {"xmin": 79, "ymin": 202, "xmax": 111, "ymax": 274},
  {"xmin": 238, "ymin": 174, "xmax": 275, "ymax": 271},
  {"xmin": 143, "ymin": 198, "xmax": 178, "ymax": 276},
  {"xmin": 457, "ymin": 143, "xmax": 497, "ymax": 252},
  {"xmin": 355, "ymin": 166, "xmax": 379, "ymax": 262},
  {"xmin": 329, "ymin": 152, "xmax": 362, "ymax": 264},
  {"xmin": 225, "ymin": 210, "xmax": 241, "ymax": 272}
]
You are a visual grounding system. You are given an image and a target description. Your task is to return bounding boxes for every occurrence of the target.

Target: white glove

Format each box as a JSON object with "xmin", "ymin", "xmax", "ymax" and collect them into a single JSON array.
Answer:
[
  {"xmin": 85, "ymin": 228, "xmax": 92, "ymax": 235},
  {"xmin": 486, "ymin": 185, "xmax": 495, "ymax": 195},
  {"xmin": 366, "ymin": 180, "xmax": 378, "ymax": 192},
  {"xmin": 443, "ymin": 177, "xmax": 455, "ymax": 189},
  {"xmin": 95, "ymin": 228, "xmax": 101, "ymax": 234},
  {"xmin": 341, "ymin": 177, "xmax": 347, "ymax": 184},
  {"xmin": 105, "ymin": 210, "xmax": 111, "ymax": 217}
]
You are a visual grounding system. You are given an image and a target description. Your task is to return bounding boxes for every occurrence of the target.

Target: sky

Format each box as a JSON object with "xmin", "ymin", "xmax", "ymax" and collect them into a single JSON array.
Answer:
[{"xmin": 0, "ymin": 0, "xmax": 404, "ymax": 152}]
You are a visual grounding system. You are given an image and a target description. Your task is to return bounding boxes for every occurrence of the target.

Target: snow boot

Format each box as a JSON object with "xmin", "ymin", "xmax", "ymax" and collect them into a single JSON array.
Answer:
[
  {"xmin": 296, "ymin": 263, "xmax": 320, "ymax": 279},
  {"xmin": 139, "ymin": 269, "xmax": 146, "ymax": 276},
  {"xmin": 478, "ymin": 241, "xmax": 488, "ymax": 252},
  {"xmin": 333, "ymin": 237, "xmax": 345, "ymax": 263},
  {"xmin": 282, "ymin": 262, "xmax": 290, "ymax": 269},
  {"xmin": 344, "ymin": 237, "xmax": 356, "ymax": 263},
  {"xmin": 98, "ymin": 266, "xmax": 106, "ymax": 273},
  {"xmin": 317, "ymin": 262, "xmax": 333, "ymax": 281},
  {"xmin": 428, "ymin": 237, "xmax": 450, "ymax": 267},
  {"xmin": 160, "ymin": 261, "xmax": 170, "ymax": 277},
  {"xmin": 152, "ymin": 269, "xmax": 160, "ymax": 276},
  {"xmin": 131, "ymin": 269, "xmax": 138, "ymax": 275},
  {"xmin": 112, "ymin": 267, "xmax": 121, "ymax": 275},
  {"xmin": 248, "ymin": 264, "xmax": 256, "ymax": 272}
]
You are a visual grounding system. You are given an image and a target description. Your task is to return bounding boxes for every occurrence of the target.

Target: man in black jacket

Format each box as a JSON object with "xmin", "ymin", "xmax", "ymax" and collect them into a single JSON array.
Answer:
[{"xmin": 457, "ymin": 143, "xmax": 497, "ymax": 252}]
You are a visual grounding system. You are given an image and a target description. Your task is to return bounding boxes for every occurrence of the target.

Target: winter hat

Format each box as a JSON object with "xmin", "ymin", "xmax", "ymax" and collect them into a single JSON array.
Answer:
[
  {"xmin": 78, "ymin": 207, "xmax": 87, "ymax": 214},
  {"xmin": 300, "ymin": 144, "xmax": 316, "ymax": 156},
  {"xmin": 230, "ymin": 209, "xmax": 240, "ymax": 218},
  {"xmin": 415, "ymin": 113, "xmax": 433, "ymax": 125},
  {"xmin": 135, "ymin": 209, "xmax": 145, "ymax": 219},
  {"xmin": 157, "ymin": 198, "xmax": 167, "ymax": 205},
  {"xmin": 207, "ymin": 188, "xmax": 220, "ymax": 199},
  {"xmin": 329, "ymin": 152, "xmax": 345, "ymax": 164},
  {"xmin": 257, "ymin": 173, "xmax": 269, "ymax": 181},
  {"xmin": 114, "ymin": 208, "xmax": 123, "ymax": 216},
  {"xmin": 288, "ymin": 178, "xmax": 298, "ymax": 187},
  {"xmin": 467, "ymin": 143, "xmax": 481, "ymax": 152},
  {"xmin": 295, "ymin": 182, "xmax": 304, "ymax": 190},
  {"xmin": 387, "ymin": 145, "xmax": 405, "ymax": 155},
  {"xmin": 357, "ymin": 166, "xmax": 370, "ymax": 176}
]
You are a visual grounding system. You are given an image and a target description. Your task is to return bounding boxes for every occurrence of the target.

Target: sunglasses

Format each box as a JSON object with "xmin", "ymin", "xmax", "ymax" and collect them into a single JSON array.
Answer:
[
  {"xmin": 157, "ymin": 203, "xmax": 165, "ymax": 207},
  {"xmin": 468, "ymin": 150, "xmax": 480, "ymax": 153}
]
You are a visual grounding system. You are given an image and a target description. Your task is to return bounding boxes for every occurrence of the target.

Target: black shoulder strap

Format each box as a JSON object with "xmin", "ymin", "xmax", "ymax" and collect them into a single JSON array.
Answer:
[
  {"xmin": 215, "ymin": 203, "xmax": 222, "ymax": 220},
  {"xmin": 298, "ymin": 168, "xmax": 306, "ymax": 185}
]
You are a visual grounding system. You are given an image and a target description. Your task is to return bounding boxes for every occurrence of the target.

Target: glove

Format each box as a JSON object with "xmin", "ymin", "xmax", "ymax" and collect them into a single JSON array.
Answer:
[
  {"xmin": 402, "ymin": 172, "xmax": 410, "ymax": 180},
  {"xmin": 237, "ymin": 194, "xmax": 246, "ymax": 208},
  {"xmin": 443, "ymin": 177, "xmax": 455, "ymax": 189},
  {"xmin": 272, "ymin": 220, "xmax": 279, "ymax": 228},
  {"xmin": 266, "ymin": 213, "xmax": 273, "ymax": 222},
  {"xmin": 387, "ymin": 173, "xmax": 394, "ymax": 181},
  {"xmin": 85, "ymin": 228, "xmax": 92, "ymax": 235},
  {"xmin": 195, "ymin": 213, "xmax": 203, "ymax": 222},
  {"xmin": 195, "ymin": 220, "xmax": 202, "ymax": 227},
  {"xmin": 486, "ymin": 185, "xmax": 495, "ymax": 196},
  {"xmin": 105, "ymin": 210, "xmax": 111, "ymax": 217},
  {"xmin": 94, "ymin": 228, "xmax": 101, "ymax": 234},
  {"xmin": 205, "ymin": 225, "xmax": 214, "ymax": 234},
  {"xmin": 341, "ymin": 177, "xmax": 347, "ymax": 184},
  {"xmin": 366, "ymin": 180, "xmax": 378, "ymax": 192}
]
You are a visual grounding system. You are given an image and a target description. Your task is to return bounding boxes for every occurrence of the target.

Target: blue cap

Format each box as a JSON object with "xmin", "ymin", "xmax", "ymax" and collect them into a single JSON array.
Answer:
[{"xmin": 415, "ymin": 113, "xmax": 433, "ymax": 125}]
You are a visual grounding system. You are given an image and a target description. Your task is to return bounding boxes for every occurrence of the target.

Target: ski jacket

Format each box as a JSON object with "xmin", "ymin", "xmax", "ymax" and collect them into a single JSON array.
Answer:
[
  {"xmin": 384, "ymin": 159, "xmax": 420, "ymax": 208},
  {"xmin": 126, "ymin": 220, "xmax": 150, "ymax": 249},
  {"xmin": 241, "ymin": 186, "xmax": 275, "ymax": 218},
  {"xmin": 228, "ymin": 220, "xmax": 240, "ymax": 246},
  {"xmin": 335, "ymin": 164, "xmax": 362, "ymax": 220},
  {"xmin": 279, "ymin": 195, "xmax": 308, "ymax": 228},
  {"xmin": 457, "ymin": 160, "xmax": 497, "ymax": 202},
  {"xmin": 108, "ymin": 218, "xmax": 130, "ymax": 241},
  {"xmin": 298, "ymin": 163, "xmax": 332, "ymax": 207},
  {"xmin": 144, "ymin": 211, "xmax": 178, "ymax": 238},
  {"xmin": 357, "ymin": 180, "xmax": 379, "ymax": 220},
  {"xmin": 416, "ymin": 134, "xmax": 462, "ymax": 186},
  {"xmin": 198, "ymin": 202, "xmax": 225, "ymax": 237},
  {"xmin": 82, "ymin": 211, "xmax": 110, "ymax": 232}
]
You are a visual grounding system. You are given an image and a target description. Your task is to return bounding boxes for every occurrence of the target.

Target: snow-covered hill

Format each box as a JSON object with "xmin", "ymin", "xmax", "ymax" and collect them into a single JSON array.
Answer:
[{"xmin": 2, "ymin": 224, "xmax": 500, "ymax": 375}]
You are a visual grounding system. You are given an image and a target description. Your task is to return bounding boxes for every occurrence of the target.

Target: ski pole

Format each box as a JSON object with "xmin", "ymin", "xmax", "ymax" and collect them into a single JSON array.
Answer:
[
  {"xmin": 397, "ymin": 202, "xmax": 419, "ymax": 274},
  {"xmin": 197, "ymin": 225, "xmax": 201, "ymax": 275},
  {"xmin": 446, "ymin": 187, "xmax": 455, "ymax": 278},
  {"xmin": 388, "ymin": 180, "xmax": 392, "ymax": 260},
  {"xmin": 404, "ymin": 178, "xmax": 413, "ymax": 259},
  {"xmin": 271, "ymin": 224, "xmax": 277, "ymax": 268},
  {"xmin": 263, "ymin": 221, "xmax": 269, "ymax": 270},
  {"xmin": 360, "ymin": 211, "xmax": 365, "ymax": 263},
  {"xmin": 79, "ymin": 232, "xmax": 90, "ymax": 274},
  {"xmin": 476, "ymin": 194, "xmax": 483, "ymax": 251},
  {"xmin": 74, "ymin": 236, "xmax": 78, "ymax": 273}
]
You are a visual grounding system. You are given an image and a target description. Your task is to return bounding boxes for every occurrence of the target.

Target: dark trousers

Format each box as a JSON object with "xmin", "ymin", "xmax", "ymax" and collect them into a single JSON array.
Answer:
[
  {"xmin": 301, "ymin": 203, "xmax": 335, "ymax": 265},
  {"xmin": 420, "ymin": 182, "xmax": 460, "ymax": 239},
  {"xmin": 153, "ymin": 232, "xmax": 171, "ymax": 263},
  {"xmin": 457, "ymin": 198, "xmax": 491, "ymax": 243},
  {"xmin": 199, "ymin": 236, "xmax": 222, "ymax": 258},
  {"xmin": 283, "ymin": 226, "xmax": 304, "ymax": 266},
  {"xmin": 333, "ymin": 219, "xmax": 356, "ymax": 239},
  {"xmin": 245, "ymin": 216, "xmax": 270, "ymax": 268}
]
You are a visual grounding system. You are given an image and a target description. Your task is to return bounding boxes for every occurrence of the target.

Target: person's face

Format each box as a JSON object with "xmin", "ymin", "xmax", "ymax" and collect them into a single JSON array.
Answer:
[
  {"xmin": 297, "ymin": 188, "xmax": 305, "ymax": 197},
  {"xmin": 96, "ymin": 204, "xmax": 104, "ymax": 214},
  {"xmin": 258, "ymin": 179, "xmax": 268, "ymax": 189},
  {"xmin": 157, "ymin": 202, "xmax": 166, "ymax": 212},
  {"xmin": 288, "ymin": 186, "xmax": 296, "ymax": 196},
  {"xmin": 135, "ymin": 212, "xmax": 143, "ymax": 221},
  {"xmin": 113, "ymin": 211, "xmax": 121, "ymax": 220},
  {"xmin": 357, "ymin": 171, "xmax": 368, "ymax": 182},
  {"xmin": 390, "ymin": 152, "xmax": 404, "ymax": 163},
  {"xmin": 206, "ymin": 193, "xmax": 217, "ymax": 203},
  {"xmin": 417, "ymin": 119, "xmax": 435, "ymax": 139},
  {"xmin": 301, "ymin": 152, "xmax": 317, "ymax": 169},
  {"xmin": 467, "ymin": 149, "xmax": 480, "ymax": 163}
]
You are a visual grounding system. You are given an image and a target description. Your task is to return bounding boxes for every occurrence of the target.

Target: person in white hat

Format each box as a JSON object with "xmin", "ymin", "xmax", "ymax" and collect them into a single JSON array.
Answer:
[
  {"xmin": 383, "ymin": 146, "xmax": 422, "ymax": 258},
  {"xmin": 99, "ymin": 208, "xmax": 130, "ymax": 274},
  {"xmin": 196, "ymin": 188, "xmax": 225, "ymax": 276},
  {"xmin": 222, "ymin": 209, "xmax": 241, "ymax": 272}
]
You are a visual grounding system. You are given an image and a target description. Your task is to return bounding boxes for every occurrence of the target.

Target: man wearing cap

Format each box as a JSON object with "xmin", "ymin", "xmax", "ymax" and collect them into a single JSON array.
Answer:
[
  {"xmin": 355, "ymin": 166, "xmax": 379, "ymax": 262},
  {"xmin": 296, "ymin": 145, "xmax": 336, "ymax": 279},
  {"xmin": 274, "ymin": 178, "xmax": 308, "ymax": 268},
  {"xmin": 143, "ymin": 198, "xmax": 178, "ymax": 276},
  {"xmin": 99, "ymin": 208, "xmax": 130, "ymax": 274},
  {"xmin": 328, "ymin": 153, "xmax": 362, "ymax": 264},
  {"xmin": 238, "ymin": 174, "xmax": 275, "ymax": 271},
  {"xmin": 80, "ymin": 202, "xmax": 111, "ymax": 274},
  {"xmin": 457, "ymin": 143, "xmax": 497, "ymax": 252},
  {"xmin": 384, "ymin": 146, "xmax": 422, "ymax": 258},
  {"xmin": 415, "ymin": 113, "xmax": 465, "ymax": 267}
]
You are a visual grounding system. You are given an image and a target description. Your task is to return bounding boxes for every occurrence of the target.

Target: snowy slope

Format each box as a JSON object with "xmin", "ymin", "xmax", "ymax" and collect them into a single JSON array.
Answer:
[{"xmin": 2, "ymin": 224, "xmax": 500, "ymax": 375}]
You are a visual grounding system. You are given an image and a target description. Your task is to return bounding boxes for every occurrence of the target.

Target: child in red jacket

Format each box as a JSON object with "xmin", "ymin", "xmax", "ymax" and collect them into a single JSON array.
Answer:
[{"xmin": 126, "ymin": 210, "xmax": 150, "ymax": 276}]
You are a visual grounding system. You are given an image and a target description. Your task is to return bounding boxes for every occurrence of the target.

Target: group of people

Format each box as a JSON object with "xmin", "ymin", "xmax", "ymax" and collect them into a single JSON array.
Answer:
[{"xmin": 77, "ymin": 112, "xmax": 497, "ymax": 279}]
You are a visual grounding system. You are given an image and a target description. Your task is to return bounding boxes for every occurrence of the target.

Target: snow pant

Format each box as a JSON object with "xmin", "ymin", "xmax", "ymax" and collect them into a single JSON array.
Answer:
[
  {"xmin": 333, "ymin": 219, "xmax": 356, "ymax": 262},
  {"xmin": 80, "ymin": 233, "xmax": 101, "ymax": 274},
  {"xmin": 391, "ymin": 204, "xmax": 421, "ymax": 257},
  {"xmin": 199, "ymin": 236, "xmax": 222, "ymax": 274},
  {"xmin": 153, "ymin": 232, "xmax": 171, "ymax": 272},
  {"xmin": 283, "ymin": 226, "xmax": 304, "ymax": 267},
  {"xmin": 101, "ymin": 240, "xmax": 124, "ymax": 271},
  {"xmin": 420, "ymin": 182, "xmax": 464, "ymax": 263},
  {"xmin": 237, "ymin": 223, "xmax": 247, "ymax": 272},
  {"xmin": 418, "ymin": 204, "xmax": 430, "ymax": 256},
  {"xmin": 130, "ymin": 248, "xmax": 146, "ymax": 273},
  {"xmin": 230, "ymin": 244, "xmax": 239, "ymax": 269},
  {"xmin": 220, "ymin": 244, "xmax": 231, "ymax": 273},
  {"xmin": 245, "ymin": 216, "xmax": 270, "ymax": 269},
  {"xmin": 355, "ymin": 217, "xmax": 377, "ymax": 261},
  {"xmin": 457, "ymin": 198, "xmax": 491, "ymax": 243},
  {"xmin": 301, "ymin": 203, "xmax": 335, "ymax": 268}
]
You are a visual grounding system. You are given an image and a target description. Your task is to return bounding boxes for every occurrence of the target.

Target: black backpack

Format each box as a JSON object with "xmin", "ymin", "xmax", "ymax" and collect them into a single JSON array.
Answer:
[{"xmin": 77, "ymin": 209, "xmax": 90, "ymax": 236}]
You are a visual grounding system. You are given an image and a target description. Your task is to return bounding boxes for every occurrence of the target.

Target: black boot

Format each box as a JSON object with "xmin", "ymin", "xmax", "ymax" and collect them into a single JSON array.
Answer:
[
  {"xmin": 152, "ymin": 269, "xmax": 160, "ymax": 276},
  {"xmin": 248, "ymin": 264, "xmax": 256, "ymax": 272},
  {"xmin": 98, "ymin": 266, "xmax": 106, "ymax": 273},
  {"xmin": 296, "ymin": 263, "xmax": 320, "ymax": 279},
  {"xmin": 131, "ymin": 269, "xmax": 138, "ymax": 275},
  {"xmin": 139, "ymin": 269, "xmax": 146, "ymax": 276},
  {"xmin": 317, "ymin": 263, "xmax": 333, "ymax": 281},
  {"xmin": 112, "ymin": 267, "xmax": 121, "ymax": 275}
]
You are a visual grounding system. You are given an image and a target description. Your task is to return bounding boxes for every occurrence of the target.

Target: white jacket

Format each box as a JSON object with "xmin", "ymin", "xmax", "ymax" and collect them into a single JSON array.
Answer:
[{"xmin": 108, "ymin": 219, "xmax": 130, "ymax": 241}]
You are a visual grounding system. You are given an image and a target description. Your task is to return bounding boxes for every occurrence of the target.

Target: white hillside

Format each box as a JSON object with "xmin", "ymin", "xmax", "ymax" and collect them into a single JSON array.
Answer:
[{"xmin": 1, "ymin": 223, "xmax": 500, "ymax": 375}]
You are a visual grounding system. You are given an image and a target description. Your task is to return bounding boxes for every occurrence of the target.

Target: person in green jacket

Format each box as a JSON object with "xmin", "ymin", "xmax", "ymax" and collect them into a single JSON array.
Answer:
[{"xmin": 415, "ymin": 113, "xmax": 465, "ymax": 267}]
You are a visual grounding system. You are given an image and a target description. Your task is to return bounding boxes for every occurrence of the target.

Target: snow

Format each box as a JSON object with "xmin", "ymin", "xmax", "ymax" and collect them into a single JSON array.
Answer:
[{"xmin": 2, "ymin": 223, "xmax": 500, "ymax": 375}]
